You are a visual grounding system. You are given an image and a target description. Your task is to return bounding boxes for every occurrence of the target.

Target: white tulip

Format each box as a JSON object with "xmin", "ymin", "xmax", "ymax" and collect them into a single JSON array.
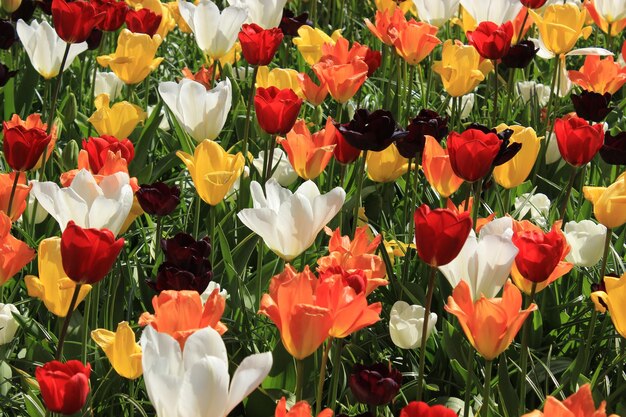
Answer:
[
  {"xmin": 544, "ymin": 131, "xmax": 562, "ymax": 165},
  {"xmin": 30, "ymin": 170, "xmax": 133, "ymax": 236},
  {"xmin": 446, "ymin": 93, "xmax": 475, "ymax": 120},
  {"xmin": 200, "ymin": 281, "xmax": 229, "ymax": 304},
  {"xmin": 594, "ymin": 0, "xmax": 626, "ymax": 24},
  {"xmin": 16, "ymin": 19, "xmax": 88, "ymax": 80},
  {"xmin": 0, "ymin": 304, "xmax": 19, "ymax": 345},
  {"xmin": 564, "ymin": 220, "xmax": 607, "ymax": 267},
  {"xmin": 252, "ymin": 149, "xmax": 298, "ymax": 187},
  {"xmin": 514, "ymin": 192, "xmax": 550, "ymax": 227},
  {"xmin": 439, "ymin": 217, "xmax": 518, "ymax": 300},
  {"xmin": 25, "ymin": 180, "xmax": 48, "ymax": 225},
  {"xmin": 179, "ymin": 0, "xmax": 247, "ymax": 59},
  {"xmin": 95, "ymin": 72, "xmax": 124, "ymax": 101},
  {"xmin": 141, "ymin": 326, "xmax": 272, "ymax": 417},
  {"xmin": 412, "ymin": 0, "xmax": 459, "ymax": 27},
  {"xmin": 517, "ymin": 81, "xmax": 551, "ymax": 108},
  {"xmin": 159, "ymin": 78, "xmax": 232, "ymax": 143},
  {"xmin": 228, "ymin": 0, "xmax": 287, "ymax": 29},
  {"xmin": 389, "ymin": 301, "xmax": 437, "ymax": 349},
  {"xmin": 237, "ymin": 179, "xmax": 345, "ymax": 261},
  {"xmin": 459, "ymin": 0, "xmax": 523, "ymax": 25}
]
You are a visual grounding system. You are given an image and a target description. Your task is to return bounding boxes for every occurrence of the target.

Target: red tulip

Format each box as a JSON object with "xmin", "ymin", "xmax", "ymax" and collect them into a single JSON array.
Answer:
[
  {"xmin": 94, "ymin": 0, "xmax": 128, "ymax": 32},
  {"xmin": 2, "ymin": 122, "xmax": 51, "ymax": 171},
  {"xmin": 333, "ymin": 129, "xmax": 361, "ymax": 164},
  {"xmin": 467, "ymin": 21, "xmax": 514, "ymax": 60},
  {"xmin": 447, "ymin": 128, "xmax": 501, "ymax": 182},
  {"xmin": 413, "ymin": 204, "xmax": 472, "ymax": 267},
  {"xmin": 61, "ymin": 221, "xmax": 124, "ymax": 285},
  {"xmin": 82, "ymin": 135, "xmax": 135, "ymax": 174},
  {"xmin": 124, "ymin": 8, "xmax": 161, "ymax": 37},
  {"xmin": 513, "ymin": 227, "xmax": 566, "ymax": 283},
  {"xmin": 51, "ymin": 0, "xmax": 104, "ymax": 43},
  {"xmin": 520, "ymin": 0, "xmax": 547, "ymax": 9},
  {"xmin": 555, "ymin": 116, "xmax": 604, "ymax": 167},
  {"xmin": 35, "ymin": 360, "xmax": 91, "ymax": 415},
  {"xmin": 400, "ymin": 401, "xmax": 457, "ymax": 417},
  {"xmin": 238, "ymin": 23, "xmax": 284, "ymax": 66},
  {"xmin": 254, "ymin": 86, "xmax": 302, "ymax": 135}
]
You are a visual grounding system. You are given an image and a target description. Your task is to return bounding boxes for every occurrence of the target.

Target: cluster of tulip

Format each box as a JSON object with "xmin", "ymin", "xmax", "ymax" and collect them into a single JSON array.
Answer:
[{"xmin": 1, "ymin": 0, "xmax": 626, "ymax": 415}]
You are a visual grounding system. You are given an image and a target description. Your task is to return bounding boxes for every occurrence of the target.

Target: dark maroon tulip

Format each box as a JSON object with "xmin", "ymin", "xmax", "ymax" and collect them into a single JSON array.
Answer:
[
  {"xmin": 86, "ymin": 29, "xmax": 103, "ymax": 50},
  {"xmin": 396, "ymin": 109, "xmax": 448, "ymax": 158},
  {"xmin": 36, "ymin": 0, "xmax": 52, "ymax": 14},
  {"xmin": 12, "ymin": 0, "xmax": 37, "ymax": 20},
  {"xmin": 279, "ymin": 8, "xmax": 311, "ymax": 37},
  {"xmin": 147, "ymin": 264, "xmax": 212, "ymax": 294},
  {"xmin": 571, "ymin": 91, "xmax": 612, "ymax": 122},
  {"xmin": 600, "ymin": 131, "xmax": 626, "ymax": 166},
  {"xmin": 125, "ymin": 8, "xmax": 161, "ymax": 36},
  {"xmin": 0, "ymin": 62, "xmax": 17, "ymax": 87},
  {"xmin": 136, "ymin": 182, "xmax": 180, "ymax": 216},
  {"xmin": 521, "ymin": 0, "xmax": 547, "ymax": 8},
  {"xmin": 502, "ymin": 40, "xmax": 538, "ymax": 69},
  {"xmin": 337, "ymin": 109, "xmax": 407, "ymax": 152},
  {"xmin": 0, "ymin": 20, "xmax": 17, "ymax": 50},
  {"xmin": 94, "ymin": 0, "xmax": 128, "ymax": 31},
  {"xmin": 349, "ymin": 363, "xmax": 402, "ymax": 406}
]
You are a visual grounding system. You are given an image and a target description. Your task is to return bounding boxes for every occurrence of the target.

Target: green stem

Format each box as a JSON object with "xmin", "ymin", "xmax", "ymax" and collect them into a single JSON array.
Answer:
[
  {"xmin": 56, "ymin": 284, "xmax": 82, "ymax": 361},
  {"xmin": 559, "ymin": 166, "xmax": 578, "ymax": 221},
  {"xmin": 416, "ymin": 266, "xmax": 437, "ymax": 401},
  {"xmin": 264, "ymin": 135, "xmax": 277, "ymax": 184},
  {"xmin": 463, "ymin": 345, "xmax": 475, "ymax": 417},
  {"xmin": 295, "ymin": 359, "xmax": 305, "ymax": 402},
  {"xmin": 492, "ymin": 61, "xmax": 498, "ymax": 127},
  {"xmin": 598, "ymin": 228, "xmax": 612, "ymax": 282},
  {"xmin": 193, "ymin": 196, "xmax": 202, "ymax": 239},
  {"xmin": 155, "ymin": 216, "xmax": 163, "ymax": 260},
  {"xmin": 472, "ymin": 178, "xmax": 483, "ymax": 229},
  {"xmin": 315, "ymin": 338, "xmax": 333, "ymax": 415},
  {"xmin": 482, "ymin": 360, "xmax": 493, "ymax": 417},
  {"xmin": 518, "ymin": 282, "xmax": 537, "ymax": 415},
  {"xmin": 328, "ymin": 340, "xmax": 344, "ymax": 409},
  {"xmin": 352, "ymin": 150, "xmax": 367, "ymax": 235},
  {"xmin": 504, "ymin": 68, "xmax": 515, "ymax": 122},
  {"xmin": 6, "ymin": 171, "xmax": 20, "ymax": 219},
  {"xmin": 47, "ymin": 43, "xmax": 71, "ymax": 133}
]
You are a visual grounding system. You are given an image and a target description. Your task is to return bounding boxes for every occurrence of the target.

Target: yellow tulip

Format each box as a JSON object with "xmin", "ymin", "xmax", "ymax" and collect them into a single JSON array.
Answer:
[
  {"xmin": 165, "ymin": 1, "xmax": 192, "ymax": 33},
  {"xmin": 119, "ymin": 196, "xmax": 144, "ymax": 234},
  {"xmin": 88, "ymin": 94, "xmax": 147, "ymax": 139},
  {"xmin": 97, "ymin": 29, "xmax": 164, "ymax": 85},
  {"xmin": 366, "ymin": 144, "xmax": 412, "ymax": 183},
  {"xmin": 91, "ymin": 321, "xmax": 143, "ymax": 379},
  {"xmin": 25, "ymin": 238, "xmax": 92, "ymax": 317},
  {"xmin": 591, "ymin": 273, "xmax": 626, "ymax": 338},
  {"xmin": 374, "ymin": 0, "xmax": 414, "ymax": 15},
  {"xmin": 383, "ymin": 239, "xmax": 415, "ymax": 266},
  {"xmin": 292, "ymin": 25, "xmax": 342, "ymax": 66},
  {"xmin": 529, "ymin": 4, "xmax": 592, "ymax": 56},
  {"xmin": 432, "ymin": 40, "xmax": 493, "ymax": 97},
  {"xmin": 177, "ymin": 140, "xmax": 245, "ymax": 206},
  {"xmin": 583, "ymin": 172, "xmax": 626, "ymax": 229},
  {"xmin": 493, "ymin": 125, "xmax": 542, "ymax": 189},
  {"xmin": 215, "ymin": 42, "xmax": 242, "ymax": 68},
  {"xmin": 256, "ymin": 66, "xmax": 303, "ymax": 98}
]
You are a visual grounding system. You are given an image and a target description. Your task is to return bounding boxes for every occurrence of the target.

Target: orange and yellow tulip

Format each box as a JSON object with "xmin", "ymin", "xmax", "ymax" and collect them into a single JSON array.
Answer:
[
  {"xmin": 421, "ymin": 135, "xmax": 464, "ymax": 198},
  {"xmin": 0, "ymin": 172, "xmax": 30, "ymax": 221},
  {"xmin": 278, "ymin": 118, "xmax": 337, "ymax": 180},
  {"xmin": 364, "ymin": 8, "xmax": 407, "ymax": 46},
  {"xmin": 445, "ymin": 280, "xmax": 537, "ymax": 360},
  {"xmin": 568, "ymin": 55, "xmax": 626, "ymax": 95},
  {"xmin": 1, "ymin": 211, "xmax": 35, "ymax": 286},
  {"xmin": 293, "ymin": 26, "xmax": 342, "ymax": 66},
  {"xmin": 390, "ymin": 20, "xmax": 440, "ymax": 65},
  {"xmin": 297, "ymin": 73, "xmax": 329, "ymax": 106},
  {"xmin": 522, "ymin": 384, "xmax": 618, "ymax": 417}
]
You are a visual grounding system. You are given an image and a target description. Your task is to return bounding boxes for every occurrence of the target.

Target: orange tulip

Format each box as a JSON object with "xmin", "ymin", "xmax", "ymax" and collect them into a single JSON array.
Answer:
[
  {"xmin": 60, "ymin": 150, "xmax": 139, "ymax": 191},
  {"xmin": 510, "ymin": 220, "xmax": 573, "ymax": 295},
  {"xmin": 317, "ymin": 226, "xmax": 388, "ymax": 295},
  {"xmin": 389, "ymin": 20, "xmax": 440, "ymax": 65},
  {"xmin": 421, "ymin": 135, "xmax": 464, "ymax": 198},
  {"xmin": 0, "ymin": 211, "xmax": 36, "ymax": 285},
  {"xmin": 297, "ymin": 73, "xmax": 329, "ymax": 106},
  {"xmin": 522, "ymin": 383, "xmax": 619, "ymax": 417},
  {"xmin": 275, "ymin": 397, "xmax": 333, "ymax": 417},
  {"xmin": 568, "ymin": 55, "xmax": 626, "ymax": 95},
  {"xmin": 259, "ymin": 265, "xmax": 333, "ymax": 359},
  {"xmin": 277, "ymin": 118, "xmax": 337, "ymax": 180},
  {"xmin": 446, "ymin": 197, "xmax": 495, "ymax": 233},
  {"xmin": 313, "ymin": 60, "xmax": 368, "ymax": 103},
  {"xmin": 0, "ymin": 172, "xmax": 31, "ymax": 221},
  {"xmin": 364, "ymin": 8, "xmax": 408, "ymax": 46},
  {"xmin": 139, "ymin": 289, "xmax": 227, "ymax": 349},
  {"xmin": 445, "ymin": 280, "xmax": 537, "ymax": 360}
]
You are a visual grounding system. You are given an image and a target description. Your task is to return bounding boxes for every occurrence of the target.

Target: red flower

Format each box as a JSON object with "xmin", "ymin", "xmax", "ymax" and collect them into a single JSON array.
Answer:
[
  {"xmin": 61, "ymin": 221, "xmax": 124, "ymax": 285},
  {"xmin": 447, "ymin": 128, "xmax": 501, "ymax": 182},
  {"xmin": 467, "ymin": 21, "xmax": 514, "ymax": 60},
  {"xmin": 413, "ymin": 204, "xmax": 472, "ymax": 267},
  {"xmin": 35, "ymin": 360, "xmax": 91, "ymax": 415},
  {"xmin": 513, "ymin": 227, "xmax": 566, "ymax": 283},
  {"xmin": 2, "ymin": 122, "xmax": 51, "ymax": 171},
  {"xmin": 125, "ymin": 8, "xmax": 161, "ymax": 37},
  {"xmin": 521, "ymin": 0, "xmax": 547, "ymax": 8},
  {"xmin": 94, "ymin": 0, "xmax": 128, "ymax": 32},
  {"xmin": 51, "ymin": 0, "xmax": 104, "ymax": 43},
  {"xmin": 82, "ymin": 135, "xmax": 135, "ymax": 174},
  {"xmin": 363, "ymin": 48, "xmax": 382, "ymax": 77},
  {"xmin": 238, "ymin": 23, "xmax": 284, "ymax": 66},
  {"xmin": 555, "ymin": 116, "xmax": 604, "ymax": 167},
  {"xmin": 254, "ymin": 86, "xmax": 302, "ymax": 135},
  {"xmin": 333, "ymin": 129, "xmax": 361, "ymax": 164},
  {"xmin": 400, "ymin": 401, "xmax": 457, "ymax": 417}
]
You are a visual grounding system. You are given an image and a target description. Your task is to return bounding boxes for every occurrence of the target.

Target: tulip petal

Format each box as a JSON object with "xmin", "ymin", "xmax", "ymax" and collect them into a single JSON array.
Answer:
[{"xmin": 224, "ymin": 352, "xmax": 273, "ymax": 416}]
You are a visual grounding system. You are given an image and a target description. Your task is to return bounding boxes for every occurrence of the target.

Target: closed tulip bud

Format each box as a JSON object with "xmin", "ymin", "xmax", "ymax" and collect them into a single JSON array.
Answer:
[
  {"xmin": 125, "ymin": 8, "xmax": 161, "ymax": 36},
  {"xmin": 414, "ymin": 204, "xmax": 472, "ymax": 267},
  {"xmin": 51, "ymin": 0, "xmax": 104, "ymax": 43},
  {"xmin": 337, "ymin": 109, "xmax": 407, "ymax": 152},
  {"xmin": 600, "ymin": 131, "xmax": 626, "ymax": 166},
  {"xmin": 400, "ymin": 401, "xmax": 457, "ymax": 417},
  {"xmin": 91, "ymin": 322, "xmax": 142, "ymax": 379},
  {"xmin": 571, "ymin": 91, "xmax": 612, "ymax": 122},
  {"xmin": 61, "ymin": 221, "xmax": 124, "ymax": 284},
  {"xmin": 238, "ymin": 24, "xmax": 284, "ymax": 66},
  {"xmin": 529, "ymin": 4, "xmax": 592, "ymax": 56},
  {"xmin": 514, "ymin": 192, "xmax": 550, "ymax": 226},
  {"xmin": 502, "ymin": 40, "xmax": 538, "ymax": 69},
  {"xmin": 2, "ymin": 122, "xmax": 52, "ymax": 172},
  {"xmin": 513, "ymin": 227, "xmax": 566, "ymax": 283},
  {"xmin": 432, "ymin": 40, "xmax": 493, "ymax": 97},
  {"xmin": 61, "ymin": 140, "xmax": 79, "ymax": 172},
  {"xmin": 397, "ymin": 109, "xmax": 448, "ymax": 158},
  {"xmin": 467, "ymin": 21, "xmax": 514, "ymax": 60},
  {"xmin": 279, "ymin": 9, "xmax": 310, "ymax": 37},
  {"xmin": 349, "ymin": 363, "xmax": 402, "ymax": 406},
  {"xmin": 36, "ymin": 361, "xmax": 91, "ymax": 415},
  {"xmin": 254, "ymin": 86, "xmax": 302, "ymax": 135},
  {"xmin": 389, "ymin": 301, "xmax": 437, "ymax": 349},
  {"xmin": 563, "ymin": 220, "xmax": 607, "ymax": 267},
  {"xmin": 252, "ymin": 148, "xmax": 298, "ymax": 186},
  {"xmin": 94, "ymin": 0, "xmax": 127, "ymax": 32},
  {"xmin": 1, "ymin": 0, "xmax": 21, "ymax": 12},
  {"xmin": 555, "ymin": 116, "xmax": 604, "ymax": 167},
  {"xmin": 517, "ymin": 81, "xmax": 550, "ymax": 107},
  {"xmin": 584, "ymin": 172, "xmax": 626, "ymax": 229},
  {"xmin": 0, "ymin": 303, "xmax": 19, "ymax": 345},
  {"xmin": 136, "ymin": 182, "xmax": 180, "ymax": 216},
  {"xmin": 447, "ymin": 128, "xmax": 501, "ymax": 182}
]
